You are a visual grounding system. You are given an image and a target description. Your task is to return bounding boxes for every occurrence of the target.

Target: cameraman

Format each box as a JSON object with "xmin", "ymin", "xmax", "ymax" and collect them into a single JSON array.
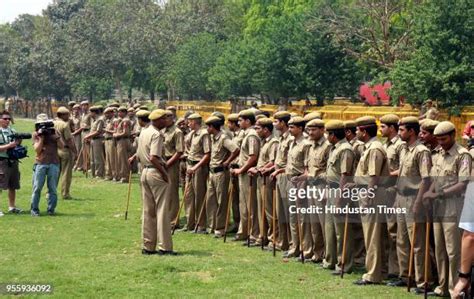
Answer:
[
  {"xmin": 0, "ymin": 110, "xmax": 22, "ymax": 216},
  {"xmin": 31, "ymin": 114, "xmax": 64, "ymax": 216}
]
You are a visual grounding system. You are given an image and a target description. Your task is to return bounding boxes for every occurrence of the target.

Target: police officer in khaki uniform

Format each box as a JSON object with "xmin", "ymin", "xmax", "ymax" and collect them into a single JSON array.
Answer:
[
  {"xmin": 113, "ymin": 107, "xmax": 132, "ymax": 183},
  {"xmin": 419, "ymin": 119, "xmax": 440, "ymax": 153},
  {"xmin": 103, "ymin": 107, "xmax": 117, "ymax": 180},
  {"xmin": 205, "ymin": 116, "xmax": 239, "ymax": 237},
  {"xmin": 423, "ymin": 121, "xmax": 471, "ymax": 297},
  {"xmin": 283, "ymin": 116, "xmax": 312, "ymax": 259},
  {"xmin": 84, "ymin": 106, "xmax": 105, "ymax": 178},
  {"xmin": 388, "ymin": 116, "xmax": 433, "ymax": 292},
  {"xmin": 323, "ymin": 120, "xmax": 356, "ymax": 274},
  {"xmin": 71, "ymin": 104, "xmax": 82, "ymax": 167},
  {"xmin": 354, "ymin": 116, "xmax": 390, "ymax": 285},
  {"xmin": 304, "ymin": 119, "xmax": 333, "ymax": 263},
  {"xmin": 227, "ymin": 113, "xmax": 244, "ymax": 232},
  {"xmin": 162, "ymin": 110, "xmax": 184, "ymax": 226},
  {"xmin": 184, "ymin": 113, "xmax": 211, "ymax": 232},
  {"xmin": 54, "ymin": 107, "xmax": 77, "ymax": 199},
  {"xmin": 270, "ymin": 111, "xmax": 293, "ymax": 251},
  {"xmin": 230, "ymin": 109, "xmax": 260, "ymax": 243},
  {"xmin": 137, "ymin": 109, "xmax": 176, "ymax": 256},
  {"xmin": 380, "ymin": 114, "xmax": 405, "ymax": 278},
  {"xmin": 344, "ymin": 120, "xmax": 365, "ymax": 164},
  {"xmin": 248, "ymin": 117, "xmax": 278, "ymax": 246},
  {"xmin": 78, "ymin": 101, "xmax": 92, "ymax": 171}
]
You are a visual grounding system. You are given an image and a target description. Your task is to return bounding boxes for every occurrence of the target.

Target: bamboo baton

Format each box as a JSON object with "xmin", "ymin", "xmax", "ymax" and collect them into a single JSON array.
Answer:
[
  {"xmin": 294, "ymin": 181, "xmax": 305, "ymax": 264},
  {"xmin": 408, "ymin": 222, "xmax": 417, "ymax": 292},
  {"xmin": 172, "ymin": 181, "xmax": 190, "ymax": 235},
  {"xmin": 272, "ymin": 183, "xmax": 277, "ymax": 257},
  {"xmin": 124, "ymin": 170, "xmax": 133, "ymax": 220},
  {"xmin": 261, "ymin": 176, "xmax": 267, "ymax": 250},
  {"xmin": 424, "ymin": 214, "xmax": 431, "ymax": 299},
  {"xmin": 74, "ymin": 144, "xmax": 84, "ymax": 169},
  {"xmin": 223, "ymin": 183, "xmax": 234, "ymax": 243},
  {"xmin": 247, "ymin": 177, "xmax": 253, "ymax": 247},
  {"xmin": 341, "ymin": 205, "xmax": 349, "ymax": 278},
  {"xmin": 194, "ymin": 186, "xmax": 208, "ymax": 233}
]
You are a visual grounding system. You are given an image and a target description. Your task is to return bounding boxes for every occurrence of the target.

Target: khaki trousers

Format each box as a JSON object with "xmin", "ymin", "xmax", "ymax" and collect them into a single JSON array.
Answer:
[
  {"xmin": 396, "ymin": 194, "xmax": 432, "ymax": 288},
  {"xmin": 206, "ymin": 170, "xmax": 230, "ymax": 234},
  {"xmin": 276, "ymin": 174, "xmax": 290, "ymax": 250},
  {"xmin": 237, "ymin": 173, "xmax": 259, "ymax": 240},
  {"xmin": 140, "ymin": 168, "xmax": 172, "ymax": 251},
  {"xmin": 104, "ymin": 139, "xmax": 117, "ymax": 180},
  {"xmin": 184, "ymin": 164, "xmax": 208, "ymax": 230},
  {"xmin": 287, "ymin": 178, "xmax": 312, "ymax": 258},
  {"xmin": 308, "ymin": 182, "xmax": 325, "ymax": 262},
  {"xmin": 256, "ymin": 176, "xmax": 277, "ymax": 243},
  {"xmin": 79, "ymin": 132, "xmax": 90, "ymax": 170},
  {"xmin": 58, "ymin": 149, "xmax": 73, "ymax": 198},
  {"xmin": 116, "ymin": 139, "xmax": 130, "ymax": 182},
  {"xmin": 230, "ymin": 175, "xmax": 240, "ymax": 229},
  {"xmin": 360, "ymin": 188, "xmax": 388, "ymax": 283},
  {"xmin": 386, "ymin": 187, "xmax": 399, "ymax": 276},
  {"xmin": 166, "ymin": 162, "xmax": 180, "ymax": 224},
  {"xmin": 90, "ymin": 138, "xmax": 105, "ymax": 178}
]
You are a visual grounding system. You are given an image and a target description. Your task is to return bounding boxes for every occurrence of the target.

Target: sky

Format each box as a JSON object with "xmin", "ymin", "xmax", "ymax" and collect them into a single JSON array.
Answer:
[{"xmin": 0, "ymin": 0, "xmax": 53, "ymax": 24}]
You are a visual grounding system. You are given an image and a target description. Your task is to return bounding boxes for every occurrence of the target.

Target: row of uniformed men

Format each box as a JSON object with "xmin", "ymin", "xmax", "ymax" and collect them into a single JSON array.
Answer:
[{"xmin": 102, "ymin": 105, "xmax": 470, "ymax": 297}]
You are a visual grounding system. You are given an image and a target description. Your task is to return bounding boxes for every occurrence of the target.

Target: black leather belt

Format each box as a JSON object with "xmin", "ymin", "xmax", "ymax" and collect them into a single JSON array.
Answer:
[
  {"xmin": 92, "ymin": 136, "xmax": 103, "ymax": 140},
  {"xmin": 210, "ymin": 166, "xmax": 225, "ymax": 173},
  {"xmin": 398, "ymin": 189, "xmax": 418, "ymax": 196},
  {"xmin": 104, "ymin": 137, "xmax": 113, "ymax": 140},
  {"xmin": 83, "ymin": 129, "xmax": 90, "ymax": 132},
  {"xmin": 115, "ymin": 136, "xmax": 128, "ymax": 140},
  {"xmin": 230, "ymin": 163, "xmax": 239, "ymax": 169},
  {"xmin": 187, "ymin": 159, "xmax": 199, "ymax": 166},
  {"xmin": 143, "ymin": 165, "xmax": 155, "ymax": 169}
]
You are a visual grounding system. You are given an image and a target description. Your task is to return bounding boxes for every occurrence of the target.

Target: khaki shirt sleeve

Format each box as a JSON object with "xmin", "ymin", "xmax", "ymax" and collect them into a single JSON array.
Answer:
[
  {"xmin": 458, "ymin": 153, "xmax": 472, "ymax": 181},
  {"xmin": 269, "ymin": 141, "xmax": 278, "ymax": 162},
  {"xmin": 340, "ymin": 149, "xmax": 355, "ymax": 175},
  {"xmin": 223, "ymin": 138, "xmax": 238, "ymax": 153},
  {"xmin": 417, "ymin": 150, "xmax": 432, "ymax": 178},
  {"xmin": 202, "ymin": 132, "xmax": 211, "ymax": 154},
  {"xmin": 150, "ymin": 132, "xmax": 163, "ymax": 158},
  {"xmin": 97, "ymin": 119, "xmax": 105, "ymax": 132},
  {"xmin": 175, "ymin": 130, "xmax": 184, "ymax": 153},
  {"xmin": 368, "ymin": 149, "xmax": 385, "ymax": 176},
  {"xmin": 63, "ymin": 125, "xmax": 72, "ymax": 141},
  {"xmin": 248, "ymin": 135, "xmax": 260, "ymax": 156}
]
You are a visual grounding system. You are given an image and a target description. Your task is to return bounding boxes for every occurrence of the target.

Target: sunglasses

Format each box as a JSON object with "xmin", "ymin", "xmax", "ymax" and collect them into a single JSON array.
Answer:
[{"xmin": 2, "ymin": 118, "xmax": 11, "ymax": 120}]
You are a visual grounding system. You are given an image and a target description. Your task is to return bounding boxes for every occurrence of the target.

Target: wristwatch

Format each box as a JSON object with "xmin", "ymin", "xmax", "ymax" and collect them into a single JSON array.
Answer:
[{"xmin": 458, "ymin": 269, "xmax": 471, "ymax": 279}]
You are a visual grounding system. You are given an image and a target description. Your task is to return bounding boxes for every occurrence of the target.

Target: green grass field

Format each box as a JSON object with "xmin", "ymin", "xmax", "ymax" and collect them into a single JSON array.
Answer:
[{"xmin": 0, "ymin": 119, "xmax": 416, "ymax": 298}]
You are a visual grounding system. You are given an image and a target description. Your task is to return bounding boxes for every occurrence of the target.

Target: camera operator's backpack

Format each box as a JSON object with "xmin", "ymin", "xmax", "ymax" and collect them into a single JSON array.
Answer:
[{"xmin": 7, "ymin": 145, "xmax": 28, "ymax": 160}]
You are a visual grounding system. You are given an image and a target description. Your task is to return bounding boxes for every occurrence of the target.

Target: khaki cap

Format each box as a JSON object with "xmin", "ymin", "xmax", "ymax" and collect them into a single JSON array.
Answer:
[
  {"xmin": 118, "ymin": 106, "xmax": 128, "ymax": 112},
  {"xmin": 256, "ymin": 118, "xmax": 273, "ymax": 126},
  {"xmin": 68, "ymin": 101, "xmax": 76, "ymax": 106},
  {"xmin": 36, "ymin": 113, "xmax": 49, "ymax": 123},
  {"xmin": 139, "ymin": 106, "xmax": 149, "ymax": 111},
  {"xmin": 256, "ymin": 114, "xmax": 265, "ymax": 120},
  {"xmin": 72, "ymin": 104, "xmax": 80, "ymax": 109},
  {"xmin": 187, "ymin": 113, "xmax": 202, "ymax": 120},
  {"xmin": 290, "ymin": 112, "xmax": 299, "ymax": 117},
  {"xmin": 211, "ymin": 111, "xmax": 225, "ymax": 121},
  {"xmin": 304, "ymin": 112, "xmax": 322, "ymax": 122},
  {"xmin": 149, "ymin": 109, "xmax": 167, "ymax": 120},
  {"xmin": 344, "ymin": 120, "xmax": 357, "ymax": 129},
  {"xmin": 421, "ymin": 119, "xmax": 439, "ymax": 130},
  {"xmin": 133, "ymin": 103, "xmax": 141, "ymax": 109},
  {"xmin": 205, "ymin": 116, "xmax": 222, "ymax": 125},
  {"xmin": 177, "ymin": 117, "xmax": 185, "ymax": 124},
  {"xmin": 80, "ymin": 100, "xmax": 89, "ymax": 105},
  {"xmin": 89, "ymin": 106, "xmax": 100, "ymax": 111},
  {"xmin": 306, "ymin": 119, "xmax": 325, "ymax": 128},
  {"xmin": 399, "ymin": 116, "xmax": 419, "ymax": 125},
  {"xmin": 356, "ymin": 116, "xmax": 376, "ymax": 127},
  {"xmin": 127, "ymin": 107, "xmax": 135, "ymax": 113},
  {"xmin": 104, "ymin": 107, "xmax": 114, "ymax": 113},
  {"xmin": 164, "ymin": 110, "xmax": 173, "ymax": 116},
  {"xmin": 288, "ymin": 116, "xmax": 305, "ymax": 126},
  {"xmin": 380, "ymin": 114, "xmax": 400, "ymax": 125},
  {"xmin": 227, "ymin": 113, "xmax": 239, "ymax": 122},
  {"xmin": 326, "ymin": 120, "xmax": 345, "ymax": 130},
  {"xmin": 109, "ymin": 102, "xmax": 120, "ymax": 108},
  {"xmin": 57, "ymin": 106, "xmax": 70, "ymax": 114},
  {"xmin": 273, "ymin": 111, "xmax": 291, "ymax": 119},
  {"xmin": 239, "ymin": 109, "xmax": 255, "ymax": 117},
  {"xmin": 136, "ymin": 110, "xmax": 151, "ymax": 118},
  {"xmin": 166, "ymin": 106, "xmax": 177, "ymax": 111},
  {"xmin": 433, "ymin": 121, "xmax": 455, "ymax": 136}
]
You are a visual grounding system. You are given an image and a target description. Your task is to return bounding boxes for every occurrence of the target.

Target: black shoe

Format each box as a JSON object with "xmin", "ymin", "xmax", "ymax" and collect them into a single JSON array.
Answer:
[
  {"xmin": 158, "ymin": 250, "xmax": 178, "ymax": 256},
  {"xmin": 353, "ymin": 279, "xmax": 375, "ymax": 285},
  {"xmin": 411, "ymin": 287, "xmax": 429, "ymax": 295},
  {"xmin": 242, "ymin": 239, "xmax": 256, "ymax": 246},
  {"xmin": 47, "ymin": 211, "xmax": 55, "ymax": 216},
  {"xmin": 386, "ymin": 279, "xmax": 407, "ymax": 287},
  {"xmin": 141, "ymin": 249, "xmax": 158, "ymax": 255},
  {"xmin": 387, "ymin": 273, "xmax": 399, "ymax": 280},
  {"xmin": 332, "ymin": 269, "xmax": 352, "ymax": 275}
]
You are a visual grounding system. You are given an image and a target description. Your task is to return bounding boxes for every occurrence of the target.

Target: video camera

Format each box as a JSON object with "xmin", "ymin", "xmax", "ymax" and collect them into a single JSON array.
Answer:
[
  {"xmin": 35, "ymin": 120, "xmax": 55, "ymax": 136},
  {"xmin": 9, "ymin": 132, "xmax": 32, "ymax": 141}
]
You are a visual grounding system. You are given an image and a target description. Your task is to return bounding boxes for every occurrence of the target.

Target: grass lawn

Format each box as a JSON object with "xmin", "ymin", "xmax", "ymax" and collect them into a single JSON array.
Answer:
[{"xmin": 0, "ymin": 119, "xmax": 415, "ymax": 298}]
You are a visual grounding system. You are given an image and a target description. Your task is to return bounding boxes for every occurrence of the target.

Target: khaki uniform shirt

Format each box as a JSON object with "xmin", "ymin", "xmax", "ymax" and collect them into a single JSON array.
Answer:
[
  {"xmin": 90, "ymin": 116, "xmax": 105, "ymax": 137},
  {"xmin": 232, "ymin": 129, "xmax": 245, "ymax": 148},
  {"xmin": 80, "ymin": 113, "xmax": 92, "ymax": 131},
  {"xmin": 256, "ymin": 135, "xmax": 278, "ymax": 169},
  {"xmin": 274, "ymin": 130, "xmax": 292, "ymax": 170},
  {"xmin": 161, "ymin": 125, "xmax": 184, "ymax": 159},
  {"xmin": 397, "ymin": 140, "xmax": 431, "ymax": 192},
  {"xmin": 137, "ymin": 125, "xmax": 165, "ymax": 167},
  {"xmin": 187, "ymin": 127, "xmax": 211, "ymax": 162},
  {"xmin": 104, "ymin": 117, "xmax": 115, "ymax": 139},
  {"xmin": 209, "ymin": 131, "xmax": 238, "ymax": 168},
  {"xmin": 54, "ymin": 119, "xmax": 72, "ymax": 148},
  {"xmin": 384, "ymin": 135, "xmax": 406, "ymax": 172},
  {"xmin": 430, "ymin": 143, "xmax": 472, "ymax": 191},
  {"xmin": 238, "ymin": 127, "xmax": 260, "ymax": 167},
  {"xmin": 350, "ymin": 137, "xmax": 365, "ymax": 165},
  {"xmin": 354, "ymin": 137, "xmax": 390, "ymax": 185},
  {"xmin": 117, "ymin": 117, "xmax": 131, "ymax": 137},
  {"xmin": 326, "ymin": 138, "xmax": 355, "ymax": 184},
  {"xmin": 306, "ymin": 136, "xmax": 333, "ymax": 179},
  {"xmin": 285, "ymin": 135, "xmax": 311, "ymax": 177}
]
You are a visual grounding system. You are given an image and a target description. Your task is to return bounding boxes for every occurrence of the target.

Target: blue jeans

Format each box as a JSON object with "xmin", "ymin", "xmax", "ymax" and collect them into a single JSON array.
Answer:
[{"xmin": 31, "ymin": 163, "xmax": 60, "ymax": 213}]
